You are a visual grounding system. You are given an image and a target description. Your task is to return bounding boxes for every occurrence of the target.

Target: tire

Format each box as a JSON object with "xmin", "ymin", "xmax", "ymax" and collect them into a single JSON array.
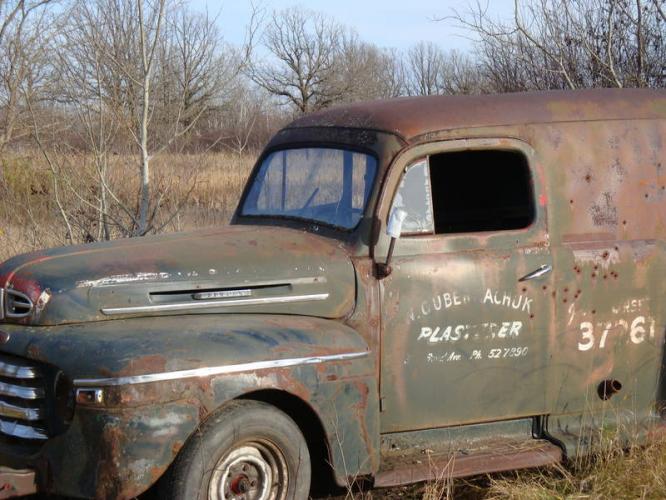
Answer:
[{"xmin": 161, "ymin": 400, "xmax": 311, "ymax": 500}]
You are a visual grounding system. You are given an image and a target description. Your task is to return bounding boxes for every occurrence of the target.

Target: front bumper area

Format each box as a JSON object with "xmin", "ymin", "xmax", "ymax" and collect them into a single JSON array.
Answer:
[
  {"xmin": 0, "ymin": 400, "xmax": 200, "ymax": 499},
  {"xmin": 0, "ymin": 467, "xmax": 36, "ymax": 499}
]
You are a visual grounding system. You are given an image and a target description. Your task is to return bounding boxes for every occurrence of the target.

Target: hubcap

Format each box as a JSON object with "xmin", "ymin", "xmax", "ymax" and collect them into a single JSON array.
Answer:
[{"xmin": 209, "ymin": 441, "xmax": 288, "ymax": 500}]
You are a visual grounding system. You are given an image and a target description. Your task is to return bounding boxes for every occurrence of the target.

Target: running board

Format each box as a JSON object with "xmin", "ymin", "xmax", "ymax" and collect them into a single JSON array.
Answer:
[{"xmin": 374, "ymin": 439, "xmax": 562, "ymax": 487}]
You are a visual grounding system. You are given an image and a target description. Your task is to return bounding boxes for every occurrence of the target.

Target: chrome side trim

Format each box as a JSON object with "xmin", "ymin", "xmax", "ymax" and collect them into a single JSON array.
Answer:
[
  {"xmin": 0, "ymin": 420, "xmax": 47, "ymax": 440},
  {"xmin": 0, "ymin": 361, "xmax": 39, "ymax": 380},
  {"xmin": 74, "ymin": 351, "xmax": 369, "ymax": 387},
  {"xmin": 101, "ymin": 293, "xmax": 329, "ymax": 315},
  {"xmin": 0, "ymin": 401, "xmax": 42, "ymax": 421},
  {"xmin": 0, "ymin": 289, "xmax": 4, "ymax": 321},
  {"xmin": 0, "ymin": 382, "xmax": 43, "ymax": 400}
]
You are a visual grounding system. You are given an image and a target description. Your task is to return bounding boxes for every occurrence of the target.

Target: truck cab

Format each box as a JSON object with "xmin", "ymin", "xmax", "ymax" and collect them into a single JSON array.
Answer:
[{"xmin": 0, "ymin": 89, "xmax": 664, "ymax": 499}]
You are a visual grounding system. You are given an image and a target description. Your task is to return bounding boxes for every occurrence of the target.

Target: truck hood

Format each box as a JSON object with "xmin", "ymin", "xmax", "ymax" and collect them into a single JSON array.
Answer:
[{"xmin": 0, "ymin": 225, "xmax": 356, "ymax": 326}]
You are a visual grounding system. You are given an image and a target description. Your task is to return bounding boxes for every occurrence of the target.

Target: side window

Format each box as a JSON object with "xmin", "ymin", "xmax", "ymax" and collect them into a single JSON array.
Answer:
[
  {"xmin": 391, "ymin": 159, "xmax": 434, "ymax": 235},
  {"xmin": 391, "ymin": 149, "xmax": 535, "ymax": 236}
]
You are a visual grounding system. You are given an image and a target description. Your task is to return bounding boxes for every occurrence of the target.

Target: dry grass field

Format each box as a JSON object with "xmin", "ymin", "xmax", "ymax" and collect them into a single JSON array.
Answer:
[
  {"xmin": 2, "ymin": 151, "xmax": 666, "ymax": 499},
  {"xmin": 0, "ymin": 150, "xmax": 255, "ymax": 261}
]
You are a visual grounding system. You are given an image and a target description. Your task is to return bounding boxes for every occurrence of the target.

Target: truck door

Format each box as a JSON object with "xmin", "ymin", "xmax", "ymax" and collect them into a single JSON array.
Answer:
[{"xmin": 378, "ymin": 139, "xmax": 554, "ymax": 432}]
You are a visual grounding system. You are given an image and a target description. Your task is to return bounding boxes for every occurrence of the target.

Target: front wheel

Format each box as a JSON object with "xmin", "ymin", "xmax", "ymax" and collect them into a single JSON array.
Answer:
[{"xmin": 162, "ymin": 400, "xmax": 311, "ymax": 500}]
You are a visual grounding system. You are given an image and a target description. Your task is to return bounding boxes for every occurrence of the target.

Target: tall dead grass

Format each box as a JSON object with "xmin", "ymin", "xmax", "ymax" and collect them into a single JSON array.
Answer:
[{"xmin": 0, "ymin": 150, "xmax": 255, "ymax": 261}]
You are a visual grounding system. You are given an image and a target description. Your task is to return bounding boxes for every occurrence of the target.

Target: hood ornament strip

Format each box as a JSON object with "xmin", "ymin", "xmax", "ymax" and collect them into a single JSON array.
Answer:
[
  {"xmin": 101, "ymin": 292, "xmax": 329, "ymax": 316},
  {"xmin": 74, "ymin": 350, "xmax": 369, "ymax": 387}
]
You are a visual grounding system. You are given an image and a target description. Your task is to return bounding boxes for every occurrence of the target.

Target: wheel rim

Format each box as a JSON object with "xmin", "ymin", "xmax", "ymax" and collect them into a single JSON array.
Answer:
[{"xmin": 209, "ymin": 440, "xmax": 289, "ymax": 500}]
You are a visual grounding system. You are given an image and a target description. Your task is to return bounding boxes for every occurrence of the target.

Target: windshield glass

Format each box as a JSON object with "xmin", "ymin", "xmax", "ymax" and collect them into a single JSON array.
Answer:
[{"xmin": 241, "ymin": 148, "xmax": 377, "ymax": 230}]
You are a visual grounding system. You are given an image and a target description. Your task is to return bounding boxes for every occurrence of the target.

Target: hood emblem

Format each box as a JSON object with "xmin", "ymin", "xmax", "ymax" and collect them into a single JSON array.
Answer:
[
  {"xmin": 0, "ymin": 288, "xmax": 34, "ymax": 320},
  {"xmin": 193, "ymin": 289, "xmax": 253, "ymax": 300}
]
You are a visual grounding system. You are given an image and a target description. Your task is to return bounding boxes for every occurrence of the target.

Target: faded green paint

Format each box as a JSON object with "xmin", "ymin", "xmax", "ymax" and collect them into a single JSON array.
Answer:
[{"xmin": 0, "ymin": 89, "xmax": 665, "ymax": 498}]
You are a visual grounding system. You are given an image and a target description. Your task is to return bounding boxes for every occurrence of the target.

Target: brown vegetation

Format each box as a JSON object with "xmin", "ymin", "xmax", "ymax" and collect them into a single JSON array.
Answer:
[{"xmin": 0, "ymin": 150, "xmax": 254, "ymax": 261}]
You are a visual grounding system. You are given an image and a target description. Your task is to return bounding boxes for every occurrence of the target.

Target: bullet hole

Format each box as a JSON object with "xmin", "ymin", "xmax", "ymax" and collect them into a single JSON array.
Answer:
[
  {"xmin": 564, "ymin": 287, "xmax": 569, "ymax": 293},
  {"xmin": 563, "ymin": 298, "xmax": 568, "ymax": 303},
  {"xmin": 552, "ymin": 291, "xmax": 556, "ymax": 298},
  {"xmin": 585, "ymin": 174, "xmax": 592, "ymax": 182},
  {"xmin": 593, "ymin": 265, "xmax": 598, "ymax": 270},
  {"xmin": 603, "ymin": 274, "xmax": 608, "ymax": 280},
  {"xmin": 569, "ymin": 199, "xmax": 574, "ymax": 204},
  {"xmin": 522, "ymin": 287, "xmax": 527, "ymax": 293},
  {"xmin": 530, "ymin": 314, "xmax": 535, "ymax": 319},
  {"xmin": 542, "ymin": 285, "xmax": 548, "ymax": 290},
  {"xmin": 602, "ymin": 251, "xmax": 609, "ymax": 259},
  {"xmin": 577, "ymin": 289, "xmax": 582, "ymax": 295},
  {"xmin": 623, "ymin": 220, "xmax": 627, "ymax": 225},
  {"xmin": 592, "ymin": 309, "xmax": 596, "ymax": 314},
  {"xmin": 614, "ymin": 246, "xmax": 619, "ymax": 251},
  {"xmin": 592, "ymin": 272, "xmax": 597, "ymax": 278},
  {"xmin": 645, "ymin": 193, "xmax": 649, "ymax": 199}
]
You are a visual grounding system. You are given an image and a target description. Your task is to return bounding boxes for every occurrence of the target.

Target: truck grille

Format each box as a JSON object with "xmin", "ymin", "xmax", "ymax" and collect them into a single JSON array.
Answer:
[{"xmin": 0, "ymin": 353, "xmax": 48, "ymax": 440}]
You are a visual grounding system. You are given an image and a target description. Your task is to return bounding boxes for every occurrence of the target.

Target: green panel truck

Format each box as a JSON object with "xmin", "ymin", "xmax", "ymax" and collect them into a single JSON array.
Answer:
[{"xmin": 0, "ymin": 89, "xmax": 664, "ymax": 499}]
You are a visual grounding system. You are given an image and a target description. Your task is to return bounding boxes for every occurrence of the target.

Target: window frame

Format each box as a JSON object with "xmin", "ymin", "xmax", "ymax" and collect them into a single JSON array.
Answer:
[
  {"xmin": 378, "ymin": 138, "xmax": 548, "ymax": 256},
  {"xmin": 389, "ymin": 149, "xmax": 537, "ymax": 237}
]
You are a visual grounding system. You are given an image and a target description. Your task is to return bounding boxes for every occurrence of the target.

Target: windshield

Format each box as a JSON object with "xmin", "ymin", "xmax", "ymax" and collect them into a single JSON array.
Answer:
[{"xmin": 241, "ymin": 148, "xmax": 377, "ymax": 230}]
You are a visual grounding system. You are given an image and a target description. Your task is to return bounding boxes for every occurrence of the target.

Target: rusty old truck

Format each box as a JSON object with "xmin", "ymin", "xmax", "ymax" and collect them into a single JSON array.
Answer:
[{"xmin": 0, "ymin": 88, "xmax": 664, "ymax": 499}]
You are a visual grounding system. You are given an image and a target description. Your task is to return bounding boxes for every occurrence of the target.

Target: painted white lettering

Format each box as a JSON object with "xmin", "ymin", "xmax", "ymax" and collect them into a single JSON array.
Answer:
[{"xmin": 418, "ymin": 327, "xmax": 433, "ymax": 340}]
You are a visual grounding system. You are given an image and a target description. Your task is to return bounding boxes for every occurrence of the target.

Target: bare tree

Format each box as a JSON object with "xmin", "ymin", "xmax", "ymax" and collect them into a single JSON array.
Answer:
[
  {"xmin": 333, "ymin": 32, "xmax": 407, "ymax": 101},
  {"xmin": 249, "ymin": 7, "xmax": 344, "ymax": 113},
  {"xmin": 456, "ymin": 0, "xmax": 666, "ymax": 91},
  {"xmin": 0, "ymin": 0, "xmax": 54, "ymax": 153},
  {"xmin": 405, "ymin": 41, "xmax": 448, "ymax": 95},
  {"xmin": 26, "ymin": 0, "xmax": 254, "ymax": 242}
]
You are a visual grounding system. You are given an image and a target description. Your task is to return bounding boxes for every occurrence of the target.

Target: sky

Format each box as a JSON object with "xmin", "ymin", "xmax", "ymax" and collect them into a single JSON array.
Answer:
[{"xmin": 191, "ymin": 0, "xmax": 516, "ymax": 53}]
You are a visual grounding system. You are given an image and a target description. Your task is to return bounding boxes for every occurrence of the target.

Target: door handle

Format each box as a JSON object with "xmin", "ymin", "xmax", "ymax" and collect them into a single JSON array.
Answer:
[{"xmin": 518, "ymin": 264, "xmax": 552, "ymax": 282}]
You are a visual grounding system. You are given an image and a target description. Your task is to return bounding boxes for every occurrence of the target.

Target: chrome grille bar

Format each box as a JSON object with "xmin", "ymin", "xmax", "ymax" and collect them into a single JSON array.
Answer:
[
  {"xmin": 0, "ymin": 419, "xmax": 47, "ymax": 440},
  {"xmin": 0, "ymin": 381, "xmax": 44, "ymax": 400},
  {"xmin": 0, "ymin": 360, "xmax": 39, "ymax": 379},
  {"xmin": 0, "ymin": 401, "xmax": 42, "ymax": 421}
]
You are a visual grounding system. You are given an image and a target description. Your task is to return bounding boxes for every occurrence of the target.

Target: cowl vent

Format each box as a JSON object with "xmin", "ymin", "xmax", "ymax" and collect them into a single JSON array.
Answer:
[{"xmin": 0, "ymin": 289, "xmax": 34, "ymax": 320}]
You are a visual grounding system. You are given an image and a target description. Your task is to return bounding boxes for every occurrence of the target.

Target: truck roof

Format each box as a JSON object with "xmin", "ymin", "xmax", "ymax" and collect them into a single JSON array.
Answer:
[{"xmin": 286, "ymin": 88, "xmax": 666, "ymax": 142}]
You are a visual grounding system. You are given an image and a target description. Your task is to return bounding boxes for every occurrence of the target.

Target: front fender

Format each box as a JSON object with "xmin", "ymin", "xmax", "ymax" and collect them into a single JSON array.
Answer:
[{"xmin": 0, "ymin": 314, "xmax": 379, "ymax": 497}]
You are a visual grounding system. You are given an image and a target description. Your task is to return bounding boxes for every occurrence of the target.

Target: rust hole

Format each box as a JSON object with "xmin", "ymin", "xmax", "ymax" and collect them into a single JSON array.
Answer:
[{"xmin": 597, "ymin": 379, "xmax": 622, "ymax": 400}]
